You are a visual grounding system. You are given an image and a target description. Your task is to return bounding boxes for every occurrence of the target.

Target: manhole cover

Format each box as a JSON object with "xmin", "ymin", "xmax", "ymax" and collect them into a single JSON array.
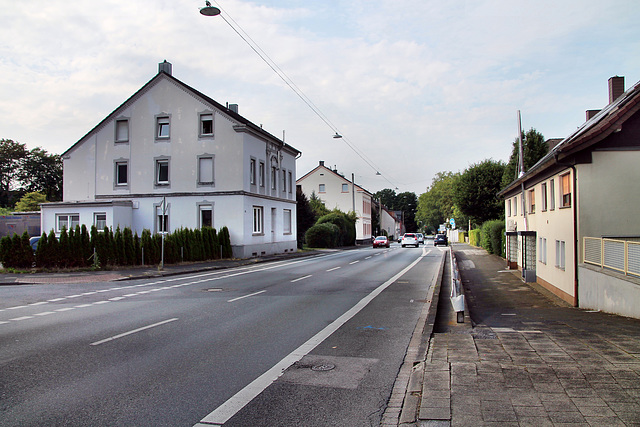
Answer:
[{"xmin": 311, "ymin": 364, "xmax": 335, "ymax": 372}]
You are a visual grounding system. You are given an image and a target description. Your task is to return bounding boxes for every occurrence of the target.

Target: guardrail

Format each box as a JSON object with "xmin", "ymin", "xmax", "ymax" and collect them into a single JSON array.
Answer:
[
  {"xmin": 450, "ymin": 246, "xmax": 465, "ymax": 322},
  {"xmin": 584, "ymin": 237, "xmax": 640, "ymax": 278}
]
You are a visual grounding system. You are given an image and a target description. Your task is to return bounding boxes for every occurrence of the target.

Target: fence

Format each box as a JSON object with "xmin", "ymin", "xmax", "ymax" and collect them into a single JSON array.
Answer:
[{"xmin": 583, "ymin": 237, "xmax": 640, "ymax": 278}]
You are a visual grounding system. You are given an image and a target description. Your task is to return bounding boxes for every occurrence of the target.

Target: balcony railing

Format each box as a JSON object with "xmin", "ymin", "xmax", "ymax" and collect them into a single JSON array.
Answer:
[{"xmin": 584, "ymin": 237, "xmax": 640, "ymax": 278}]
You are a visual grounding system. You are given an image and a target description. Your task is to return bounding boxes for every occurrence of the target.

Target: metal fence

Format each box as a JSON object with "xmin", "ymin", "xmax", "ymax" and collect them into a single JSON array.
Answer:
[{"xmin": 584, "ymin": 237, "xmax": 640, "ymax": 278}]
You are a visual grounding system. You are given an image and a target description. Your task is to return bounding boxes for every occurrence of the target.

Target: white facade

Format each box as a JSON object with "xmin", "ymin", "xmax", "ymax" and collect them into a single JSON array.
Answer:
[
  {"xmin": 380, "ymin": 206, "xmax": 401, "ymax": 240},
  {"xmin": 296, "ymin": 161, "xmax": 373, "ymax": 243},
  {"xmin": 41, "ymin": 62, "xmax": 300, "ymax": 259}
]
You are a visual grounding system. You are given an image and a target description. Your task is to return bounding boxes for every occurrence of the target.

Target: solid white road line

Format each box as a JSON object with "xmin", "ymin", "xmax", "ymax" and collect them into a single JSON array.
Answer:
[
  {"xmin": 194, "ymin": 250, "xmax": 427, "ymax": 427},
  {"xmin": 227, "ymin": 290, "xmax": 266, "ymax": 303},
  {"xmin": 90, "ymin": 318, "xmax": 179, "ymax": 346}
]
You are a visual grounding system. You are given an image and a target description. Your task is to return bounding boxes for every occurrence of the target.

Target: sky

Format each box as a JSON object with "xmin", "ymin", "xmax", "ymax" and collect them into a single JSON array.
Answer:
[{"xmin": 1, "ymin": 0, "xmax": 639, "ymax": 196}]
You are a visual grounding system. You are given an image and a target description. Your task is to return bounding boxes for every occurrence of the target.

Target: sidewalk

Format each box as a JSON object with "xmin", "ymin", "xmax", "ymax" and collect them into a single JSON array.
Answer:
[{"xmin": 407, "ymin": 243, "xmax": 640, "ymax": 426}]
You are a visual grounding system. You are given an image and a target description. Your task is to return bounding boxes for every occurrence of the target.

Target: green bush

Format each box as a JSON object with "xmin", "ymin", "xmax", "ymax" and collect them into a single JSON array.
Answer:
[
  {"xmin": 316, "ymin": 212, "xmax": 356, "ymax": 246},
  {"xmin": 480, "ymin": 220, "xmax": 505, "ymax": 256},
  {"xmin": 469, "ymin": 229, "xmax": 481, "ymax": 247},
  {"xmin": 305, "ymin": 223, "xmax": 340, "ymax": 248}
]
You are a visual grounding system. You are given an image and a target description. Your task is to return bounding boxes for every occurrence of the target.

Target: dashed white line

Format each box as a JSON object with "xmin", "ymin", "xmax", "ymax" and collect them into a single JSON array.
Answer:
[
  {"xmin": 291, "ymin": 275, "xmax": 312, "ymax": 283},
  {"xmin": 74, "ymin": 304, "xmax": 93, "ymax": 308},
  {"xmin": 55, "ymin": 308, "xmax": 75, "ymax": 312},
  {"xmin": 228, "ymin": 290, "xmax": 266, "ymax": 303},
  {"xmin": 109, "ymin": 297, "xmax": 125, "ymax": 301},
  {"xmin": 48, "ymin": 298, "xmax": 66, "ymax": 302},
  {"xmin": 326, "ymin": 267, "xmax": 341, "ymax": 272},
  {"xmin": 29, "ymin": 302, "xmax": 49, "ymax": 306},
  {"xmin": 10, "ymin": 316, "xmax": 34, "ymax": 321},
  {"xmin": 365, "ymin": 256, "xmax": 372, "ymax": 260},
  {"xmin": 349, "ymin": 260, "xmax": 359, "ymax": 265},
  {"xmin": 34, "ymin": 311, "xmax": 55, "ymax": 316},
  {"xmin": 93, "ymin": 301, "xmax": 110, "ymax": 305},
  {"xmin": 90, "ymin": 318, "xmax": 179, "ymax": 346},
  {"xmin": 7, "ymin": 306, "xmax": 28, "ymax": 310}
]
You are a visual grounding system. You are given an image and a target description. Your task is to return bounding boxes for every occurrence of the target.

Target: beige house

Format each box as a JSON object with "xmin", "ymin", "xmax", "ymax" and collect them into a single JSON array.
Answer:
[
  {"xmin": 500, "ymin": 76, "xmax": 640, "ymax": 318},
  {"xmin": 297, "ymin": 161, "xmax": 373, "ymax": 243}
]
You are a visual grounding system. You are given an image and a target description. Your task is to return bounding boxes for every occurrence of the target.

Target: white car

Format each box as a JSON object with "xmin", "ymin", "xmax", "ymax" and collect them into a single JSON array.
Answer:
[
  {"xmin": 416, "ymin": 233, "xmax": 425, "ymax": 245},
  {"xmin": 401, "ymin": 233, "xmax": 419, "ymax": 248}
]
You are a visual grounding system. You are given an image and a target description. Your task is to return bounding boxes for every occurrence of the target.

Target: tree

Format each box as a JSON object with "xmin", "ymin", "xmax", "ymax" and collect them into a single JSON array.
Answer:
[
  {"xmin": 14, "ymin": 192, "xmax": 47, "ymax": 212},
  {"xmin": 0, "ymin": 139, "xmax": 28, "ymax": 207},
  {"xmin": 502, "ymin": 128, "xmax": 548, "ymax": 189},
  {"xmin": 454, "ymin": 159, "xmax": 506, "ymax": 223},
  {"xmin": 19, "ymin": 147, "xmax": 63, "ymax": 201},
  {"xmin": 374, "ymin": 188, "xmax": 398, "ymax": 209},
  {"xmin": 416, "ymin": 172, "xmax": 461, "ymax": 232},
  {"xmin": 308, "ymin": 191, "xmax": 330, "ymax": 221},
  {"xmin": 374, "ymin": 188, "xmax": 418, "ymax": 232},
  {"xmin": 296, "ymin": 187, "xmax": 315, "ymax": 248}
]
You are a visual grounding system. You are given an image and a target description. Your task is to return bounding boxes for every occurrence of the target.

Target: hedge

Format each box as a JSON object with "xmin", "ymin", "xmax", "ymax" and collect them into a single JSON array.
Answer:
[{"xmin": 305, "ymin": 223, "xmax": 340, "ymax": 248}]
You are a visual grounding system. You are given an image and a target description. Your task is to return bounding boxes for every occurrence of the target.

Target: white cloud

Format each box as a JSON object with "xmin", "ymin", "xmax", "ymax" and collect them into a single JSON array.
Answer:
[{"xmin": 0, "ymin": 0, "xmax": 639, "ymax": 195}]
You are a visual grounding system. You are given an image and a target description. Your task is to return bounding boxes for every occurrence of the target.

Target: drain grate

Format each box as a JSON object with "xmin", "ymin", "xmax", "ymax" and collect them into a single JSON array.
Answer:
[{"xmin": 311, "ymin": 364, "xmax": 335, "ymax": 372}]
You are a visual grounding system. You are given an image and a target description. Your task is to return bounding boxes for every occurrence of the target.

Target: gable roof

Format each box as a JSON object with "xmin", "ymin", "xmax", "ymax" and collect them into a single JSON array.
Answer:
[
  {"xmin": 500, "ymin": 77, "xmax": 640, "ymax": 196},
  {"xmin": 63, "ymin": 68, "xmax": 300, "ymax": 157},
  {"xmin": 296, "ymin": 163, "xmax": 374, "ymax": 196}
]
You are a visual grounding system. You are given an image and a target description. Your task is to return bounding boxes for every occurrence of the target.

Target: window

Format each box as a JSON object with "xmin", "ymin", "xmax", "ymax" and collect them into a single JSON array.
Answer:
[
  {"xmin": 156, "ymin": 205, "xmax": 169, "ymax": 233},
  {"xmin": 288, "ymin": 171, "xmax": 292, "ymax": 193},
  {"xmin": 513, "ymin": 196, "xmax": 518, "ymax": 216},
  {"xmin": 538, "ymin": 237, "xmax": 547, "ymax": 264},
  {"xmin": 250, "ymin": 159, "xmax": 256, "ymax": 185},
  {"xmin": 283, "ymin": 209, "xmax": 292, "ymax": 234},
  {"xmin": 555, "ymin": 240, "xmax": 566, "ymax": 270},
  {"xmin": 115, "ymin": 161, "xmax": 128, "ymax": 186},
  {"xmin": 156, "ymin": 116, "xmax": 170, "ymax": 139},
  {"xmin": 319, "ymin": 183, "xmax": 326, "ymax": 193},
  {"xmin": 528, "ymin": 189, "xmax": 535, "ymax": 214},
  {"xmin": 550, "ymin": 179, "xmax": 556, "ymax": 210},
  {"xmin": 198, "ymin": 156, "xmax": 214, "ymax": 185},
  {"xmin": 259, "ymin": 161, "xmax": 265, "ymax": 187},
  {"xmin": 94, "ymin": 213, "xmax": 107, "ymax": 230},
  {"xmin": 199, "ymin": 205, "xmax": 213, "ymax": 228},
  {"xmin": 253, "ymin": 206, "xmax": 264, "ymax": 234},
  {"xmin": 56, "ymin": 214, "xmax": 79, "ymax": 232},
  {"xmin": 541, "ymin": 183, "xmax": 548, "ymax": 211},
  {"xmin": 282, "ymin": 169, "xmax": 287, "ymax": 192},
  {"xmin": 507, "ymin": 199, "xmax": 511, "ymax": 217},
  {"xmin": 560, "ymin": 173, "xmax": 571, "ymax": 207},
  {"xmin": 199, "ymin": 113, "xmax": 213, "ymax": 137},
  {"xmin": 271, "ymin": 166, "xmax": 277, "ymax": 190},
  {"xmin": 155, "ymin": 159, "xmax": 169, "ymax": 185},
  {"xmin": 342, "ymin": 183, "xmax": 349, "ymax": 192},
  {"xmin": 115, "ymin": 119, "xmax": 129, "ymax": 143}
]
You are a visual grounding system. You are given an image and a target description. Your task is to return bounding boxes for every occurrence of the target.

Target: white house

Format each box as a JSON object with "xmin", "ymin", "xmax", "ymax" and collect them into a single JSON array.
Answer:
[
  {"xmin": 41, "ymin": 61, "xmax": 301, "ymax": 259},
  {"xmin": 296, "ymin": 161, "xmax": 373, "ymax": 243}
]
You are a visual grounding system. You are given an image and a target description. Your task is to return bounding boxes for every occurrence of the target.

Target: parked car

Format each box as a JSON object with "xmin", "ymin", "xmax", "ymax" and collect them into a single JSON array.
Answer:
[
  {"xmin": 372, "ymin": 236, "xmax": 390, "ymax": 248},
  {"xmin": 434, "ymin": 234, "xmax": 448, "ymax": 246},
  {"xmin": 401, "ymin": 233, "xmax": 419, "ymax": 248},
  {"xmin": 29, "ymin": 236, "xmax": 41, "ymax": 253},
  {"xmin": 416, "ymin": 233, "xmax": 425, "ymax": 245}
]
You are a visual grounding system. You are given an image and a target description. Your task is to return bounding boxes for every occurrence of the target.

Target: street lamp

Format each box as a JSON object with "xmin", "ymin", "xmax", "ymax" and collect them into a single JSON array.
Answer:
[{"xmin": 199, "ymin": 1, "xmax": 221, "ymax": 16}]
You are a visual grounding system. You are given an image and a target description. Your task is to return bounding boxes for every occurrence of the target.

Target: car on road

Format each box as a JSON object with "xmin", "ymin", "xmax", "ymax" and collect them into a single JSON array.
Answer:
[
  {"xmin": 372, "ymin": 236, "xmax": 390, "ymax": 248},
  {"xmin": 416, "ymin": 233, "xmax": 425, "ymax": 245},
  {"xmin": 401, "ymin": 233, "xmax": 419, "ymax": 248},
  {"xmin": 434, "ymin": 234, "xmax": 448, "ymax": 246}
]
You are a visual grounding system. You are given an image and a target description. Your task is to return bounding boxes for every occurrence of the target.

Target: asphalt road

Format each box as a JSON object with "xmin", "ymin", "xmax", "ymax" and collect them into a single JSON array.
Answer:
[{"xmin": 0, "ymin": 244, "xmax": 445, "ymax": 427}]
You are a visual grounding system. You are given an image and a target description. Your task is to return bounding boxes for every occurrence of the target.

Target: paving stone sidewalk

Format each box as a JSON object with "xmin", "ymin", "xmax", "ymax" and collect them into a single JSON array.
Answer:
[{"xmin": 416, "ymin": 244, "xmax": 640, "ymax": 427}]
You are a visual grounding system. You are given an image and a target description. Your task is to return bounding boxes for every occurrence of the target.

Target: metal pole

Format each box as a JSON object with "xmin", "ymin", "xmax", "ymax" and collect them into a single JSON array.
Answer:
[{"xmin": 160, "ymin": 196, "xmax": 166, "ymax": 270}]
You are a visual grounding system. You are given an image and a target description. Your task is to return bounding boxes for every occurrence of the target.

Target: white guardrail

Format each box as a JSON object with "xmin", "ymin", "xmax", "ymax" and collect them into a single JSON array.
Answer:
[
  {"xmin": 450, "ymin": 247, "xmax": 465, "ymax": 322},
  {"xmin": 583, "ymin": 237, "xmax": 640, "ymax": 278}
]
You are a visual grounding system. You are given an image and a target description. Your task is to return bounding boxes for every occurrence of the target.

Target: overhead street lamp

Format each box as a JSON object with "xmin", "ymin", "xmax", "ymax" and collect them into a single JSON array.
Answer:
[{"xmin": 199, "ymin": 1, "xmax": 221, "ymax": 16}]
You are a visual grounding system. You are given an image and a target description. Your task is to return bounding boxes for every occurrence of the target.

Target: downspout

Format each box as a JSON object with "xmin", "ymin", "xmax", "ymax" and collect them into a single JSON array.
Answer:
[{"xmin": 554, "ymin": 153, "xmax": 579, "ymax": 307}]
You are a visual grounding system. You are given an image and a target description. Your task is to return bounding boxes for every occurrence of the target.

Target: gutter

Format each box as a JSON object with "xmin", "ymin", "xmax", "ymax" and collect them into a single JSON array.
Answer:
[{"xmin": 554, "ymin": 153, "xmax": 579, "ymax": 307}]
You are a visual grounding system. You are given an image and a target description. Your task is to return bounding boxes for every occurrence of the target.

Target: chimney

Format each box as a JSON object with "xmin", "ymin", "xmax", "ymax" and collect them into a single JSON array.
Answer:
[
  {"xmin": 228, "ymin": 104, "xmax": 239, "ymax": 114},
  {"xmin": 586, "ymin": 110, "xmax": 600, "ymax": 121},
  {"xmin": 608, "ymin": 76, "xmax": 624, "ymax": 104},
  {"xmin": 319, "ymin": 161, "xmax": 325, "ymax": 167},
  {"xmin": 158, "ymin": 60, "xmax": 172, "ymax": 76}
]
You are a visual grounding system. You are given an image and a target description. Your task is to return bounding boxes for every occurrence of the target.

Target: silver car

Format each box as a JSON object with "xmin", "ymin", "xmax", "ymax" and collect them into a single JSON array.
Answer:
[{"xmin": 401, "ymin": 233, "xmax": 419, "ymax": 248}]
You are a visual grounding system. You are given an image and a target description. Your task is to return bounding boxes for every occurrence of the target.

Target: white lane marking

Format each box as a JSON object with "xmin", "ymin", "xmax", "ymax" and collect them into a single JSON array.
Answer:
[
  {"xmin": 123, "ymin": 294, "xmax": 138, "ymax": 297},
  {"xmin": 93, "ymin": 301, "xmax": 110, "ymax": 305},
  {"xmin": 290, "ymin": 275, "xmax": 312, "ymax": 283},
  {"xmin": 90, "ymin": 318, "xmax": 179, "ymax": 346},
  {"xmin": 365, "ymin": 256, "xmax": 372, "ymax": 260},
  {"xmin": 82, "ymin": 292, "xmax": 97, "ymax": 296},
  {"xmin": 196, "ymin": 250, "xmax": 426, "ymax": 426},
  {"xmin": 29, "ymin": 302, "xmax": 48, "ymax": 306},
  {"xmin": 67, "ymin": 295, "xmax": 82, "ymax": 298},
  {"xmin": 349, "ymin": 260, "xmax": 359, "ymax": 265},
  {"xmin": 10, "ymin": 316, "xmax": 34, "ymax": 321},
  {"xmin": 109, "ymin": 297, "xmax": 125, "ymax": 301},
  {"xmin": 74, "ymin": 304, "xmax": 93, "ymax": 308},
  {"xmin": 0, "ymin": 321, "xmax": 9, "ymax": 325},
  {"xmin": 227, "ymin": 290, "xmax": 266, "ymax": 303},
  {"xmin": 7, "ymin": 306, "xmax": 28, "ymax": 310},
  {"xmin": 55, "ymin": 308, "xmax": 75, "ymax": 312},
  {"xmin": 48, "ymin": 298, "xmax": 66, "ymax": 301},
  {"xmin": 326, "ymin": 267, "xmax": 341, "ymax": 272},
  {"xmin": 34, "ymin": 311, "xmax": 55, "ymax": 316}
]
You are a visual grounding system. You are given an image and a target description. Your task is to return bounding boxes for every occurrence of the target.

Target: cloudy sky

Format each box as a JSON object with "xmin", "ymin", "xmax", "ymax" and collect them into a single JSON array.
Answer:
[{"xmin": 2, "ymin": 0, "xmax": 639, "ymax": 195}]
